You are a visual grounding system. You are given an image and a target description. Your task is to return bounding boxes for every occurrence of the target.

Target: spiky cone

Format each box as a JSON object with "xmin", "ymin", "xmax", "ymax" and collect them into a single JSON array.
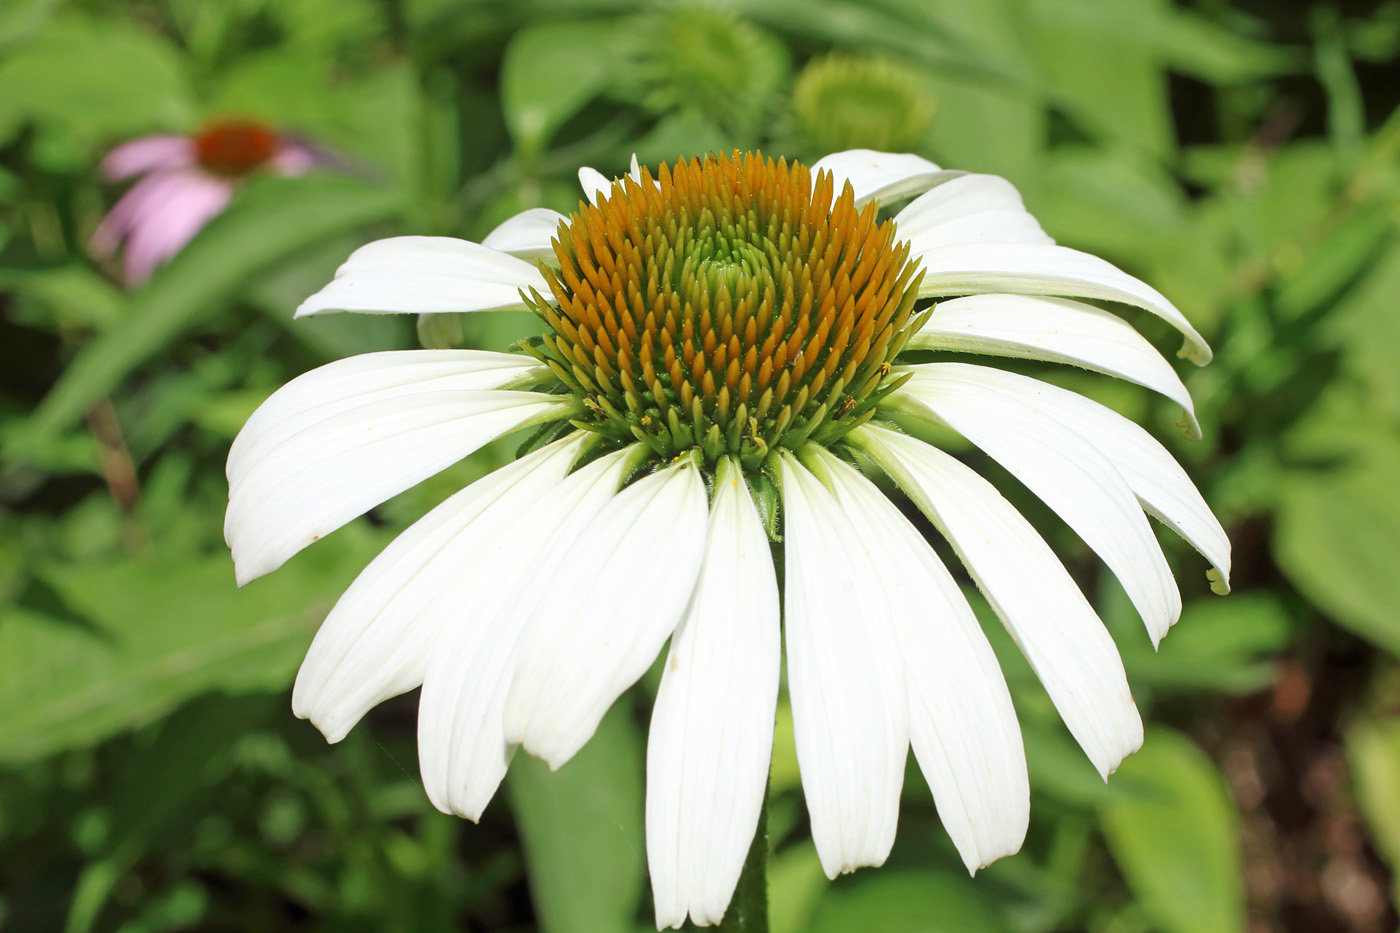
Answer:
[{"xmin": 525, "ymin": 153, "xmax": 924, "ymax": 473}]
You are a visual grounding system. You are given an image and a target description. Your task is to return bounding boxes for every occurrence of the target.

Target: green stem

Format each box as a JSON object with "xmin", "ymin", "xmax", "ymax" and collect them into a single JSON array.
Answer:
[{"xmin": 718, "ymin": 782, "xmax": 769, "ymax": 933}]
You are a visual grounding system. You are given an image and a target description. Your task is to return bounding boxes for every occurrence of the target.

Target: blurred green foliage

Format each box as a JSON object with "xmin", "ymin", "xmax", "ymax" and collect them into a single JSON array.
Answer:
[{"xmin": 2, "ymin": 0, "xmax": 1399, "ymax": 930}]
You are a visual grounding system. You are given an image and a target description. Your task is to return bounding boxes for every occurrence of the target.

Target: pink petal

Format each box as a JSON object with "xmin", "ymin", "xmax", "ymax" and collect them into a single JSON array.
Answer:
[
  {"xmin": 120, "ymin": 171, "xmax": 233, "ymax": 284},
  {"xmin": 90, "ymin": 170, "xmax": 188, "ymax": 258},
  {"xmin": 269, "ymin": 135, "xmax": 348, "ymax": 177},
  {"xmin": 269, "ymin": 144, "xmax": 319, "ymax": 176},
  {"xmin": 100, "ymin": 135, "xmax": 196, "ymax": 180}
]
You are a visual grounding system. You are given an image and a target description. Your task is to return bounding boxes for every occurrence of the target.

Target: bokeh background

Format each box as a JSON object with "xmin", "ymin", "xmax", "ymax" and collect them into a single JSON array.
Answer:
[{"xmin": 3, "ymin": 0, "xmax": 1400, "ymax": 930}]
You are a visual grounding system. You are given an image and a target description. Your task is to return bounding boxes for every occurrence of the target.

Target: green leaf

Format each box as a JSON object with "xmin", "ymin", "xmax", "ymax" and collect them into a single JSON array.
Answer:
[
  {"xmin": 501, "ymin": 20, "xmax": 626, "ymax": 156},
  {"xmin": 631, "ymin": 110, "xmax": 735, "ymax": 167},
  {"xmin": 1023, "ymin": 720, "xmax": 1137, "ymax": 808},
  {"xmin": 747, "ymin": 0, "xmax": 995, "ymax": 77},
  {"xmin": 1031, "ymin": 0, "xmax": 1174, "ymax": 157},
  {"xmin": 769, "ymin": 839, "xmax": 827, "ymax": 933},
  {"xmin": 918, "ymin": 0, "xmax": 1046, "ymax": 189},
  {"xmin": 807, "ymin": 871, "xmax": 1011, "ymax": 933},
  {"xmin": 1274, "ymin": 202, "xmax": 1395, "ymax": 323},
  {"xmin": 1037, "ymin": 148, "xmax": 1188, "ymax": 257},
  {"xmin": 0, "ymin": 15, "xmax": 194, "ymax": 149},
  {"xmin": 1030, "ymin": 0, "xmax": 1298, "ymax": 85},
  {"xmin": 14, "ymin": 174, "xmax": 398, "ymax": 461},
  {"xmin": 0, "ymin": 0, "xmax": 58, "ymax": 50},
  {"xmin": 507, "ymin": 702, "xmax": 645, "ymax": 933},
  {"xmin": 1346, "ymin": 716, "xmax": 1400, "ymax": 905},
  {"xmin": 1275, "ymin": 433, "xmax": 1400, "ymax": 657},
  {"xmin": 0, "ymin": 532, "xmax": 381, "ymax": 763},
  {"xmin": 65, "ymin": 694, "xmax": 273, "ymax": 933},
  {"xmin": 1099, "ymin": 729, "xmax": 1245, "ymax": 933},
  {"xmin": 0, "ymin": 264, "xmax": 129, "ymax": 332},
  {"xmin": 1119, "ymin": 593, "xmax": 1292, "ymax": 694},
  {"xmin": 1322, "ymin": 241, "xmax": 1400, "ymax": 420},
  {"xmin": 1313, "ymin": 9, "xmax": 1366, "ymax": 165}
]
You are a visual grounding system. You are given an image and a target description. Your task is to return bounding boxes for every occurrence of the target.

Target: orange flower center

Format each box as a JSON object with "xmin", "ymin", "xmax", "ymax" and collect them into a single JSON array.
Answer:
[
  {"xmin": 194, "ymin": 120, "xmax": 278, "ymax": 176},
  {"xmin": 527, "ymin": 151, "xmax": 925, "ymax": 469}
]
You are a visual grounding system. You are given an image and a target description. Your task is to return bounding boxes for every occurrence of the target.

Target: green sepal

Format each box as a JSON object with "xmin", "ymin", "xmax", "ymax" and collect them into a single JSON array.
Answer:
[
  {"xmin": 863, "ymin": 370, "xmax": 913, "ymax": 409},
  {"xmin": 515, "ymin": 420, "xmax": 575, "ymax": 460},
  {"xmin": 748, "ymin": 467, "xmax": 782, "ymax": 543}
]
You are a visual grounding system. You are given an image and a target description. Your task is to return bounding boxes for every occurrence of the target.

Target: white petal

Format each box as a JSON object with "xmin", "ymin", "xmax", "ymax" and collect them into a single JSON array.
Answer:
[
  {"xmin": 894, "ymin": 174, "xmax": 1053, "ymax": 248},
  {"xmin": 228, "ymin": 350, "xmax": 547, "ymax": 479},
  {"xmin": 922, "ymin": 365, "xmax": 1231, "ymax": 592},
  {"xmin": 910, "ymin": 241, "xmax": 1212, "ymax": 364},
  {"xmin": 578, "ymin": 166, "xmax": 611, "ymax": 205},
  {"xmin": 291, "ymin": 434, "xmax": 587, "ymax": 742},
  {"xmin": 809, "ymin": 149, "xmax": 960, "ymax": 208},
  {"xmin": 225, "ymin": 389, "xmax": 575, "ymax": 585},
  {"xmin": 481, "ymin": 207, "xmax": 568, "ymax": 264},
  {"xmin": 906, "ymin": 294, "xmax": 1201, "ymax": 438},
  {"xmin": 294, "ymin": 236, "xmax": 549, "ymax": 317},
  {"xmin": 852, "ymin": 425, "xmax": 1142, "ymax": 778},
  {"xmin": 647, "ymin": 460, "xmax": 780, "ymax": 929},
  {"xmin": 579, "ymin": 158, "xmax": 650, "ymax": 206},
  {"xmin": 894, "ymin": 363, "xmax": 1181, "ymax": 644},
  {"xmin": 778, "ymin": 452, "xmax": 908, "ymax": 879},
  {"xmin": 418, "ymin": 447, "xmax": 637, "ymax": 819},
  {"xmin": 504, "ymin": 460, "xmax": 709, "ymax": 769},
  {"xmin": 807, "ymin": 447, "xmax": 1027, "ymax": 873}
]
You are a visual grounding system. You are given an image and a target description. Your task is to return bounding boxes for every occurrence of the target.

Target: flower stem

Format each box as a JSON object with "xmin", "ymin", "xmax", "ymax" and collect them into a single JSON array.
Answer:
[{"xmin": 719, "ymin": 782, "xmax": 769, "ymax": 933}]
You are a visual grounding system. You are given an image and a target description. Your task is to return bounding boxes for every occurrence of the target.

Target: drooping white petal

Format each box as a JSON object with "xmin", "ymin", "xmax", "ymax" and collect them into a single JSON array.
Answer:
[
  {"xmin": 504, "ymin": 460, "xmax": 709, "ymax": 769},
  {"xmin": 910, "ymin": 241, "xmax": 1212, "ymax": 364},
  {"xmin": 228, "ymin": 350, "xmax": 548, "ymax": 479},
  {"xmin": 225, "ymin": 388, "xmax": 576, "ymax": 586},
  {"xmin": 810, "ymin": 149, "xmax": 960, "ymax": 208},
  {"xmin": 894, "ymin": 174, "xmax": 1053, "ymax": 248},
  {"xmin": 920, "ymin": 365, "xmax": 1231, "ymax": 592},
  {"xmin": 893, "ymin": 363, "xmax": 1181, "ymax": 644},
  {"xmin": 294, "ymin": 236, "xmax": 550, "ymax": 317},
  {"xmin": 807, "ymin": 447, "xmax": 1027, "ymax": 873},
  {"xmin": 418, "ymin": 446, "xmax": 638, "ymax": 820},
  {"xmin": 648, "ymin": 459, "xmax": 781, "ymax": 929},
  {"xmin": 291, "ymin": 433, "xmax": 588, "ymax": 742},
  {"xmin": 905, "ymin": 294, "xmax": 1201, "ymax": 438},
  {"xmin": 578, "ymin": 157, "xmax": 649, "ymax": 205},
  {"xmin": 852, "ymin": 425, "xmax": 1142, "ymax": 778},
  {"xmin": 578, "ymin": 166, "xmax": 611, "ymax": 205},
  {"xmin": 778, "ymin": 451, "xmax": 908, "ymax": 879},
  {"xmin": 480, "ymin": 207, "xmax": 568, "ymax": 264}
]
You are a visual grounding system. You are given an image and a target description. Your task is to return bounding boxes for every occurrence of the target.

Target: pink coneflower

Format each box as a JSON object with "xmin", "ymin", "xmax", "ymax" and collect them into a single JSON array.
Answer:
[{"xmin": 91, "ymin": 119, "xmax": 325, "ymax": 285}]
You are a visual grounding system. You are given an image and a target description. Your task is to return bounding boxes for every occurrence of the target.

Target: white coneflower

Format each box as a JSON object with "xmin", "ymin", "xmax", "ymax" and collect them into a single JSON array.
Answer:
[{"xmin": 226, "ymin": 149, "xmax": 1230, "ymax": 929}]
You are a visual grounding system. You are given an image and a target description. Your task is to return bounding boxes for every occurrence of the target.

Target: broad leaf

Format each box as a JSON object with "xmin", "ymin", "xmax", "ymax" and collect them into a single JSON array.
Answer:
[
  {"xmin": 1275, "ymin": 432, "xmax": 1400, "ymax": 658},
  {"xmin": 0, "ymin": 532, "xmax": 380, "ymax": 763},
  {"xmin": 0, "ymin": 15, "xmax": 193, "ymax": 150},
  {"xmin": 1347, "ymin": 716, "xmax": 1400, "ymax": 906},
  {"xmin": 808, "ymin": 871, "xmax": 1011, "ymax": 933},
  {"xmin": 501, "ymin": 21, "xmax": 626, "ymax": 156},
  {"xmin": 507, "ymin": 702, "xmax": 645, "ymax": 933},
  {"xmin": 1099, "ymin": 729, "xmax": 1245, "ymax": 933}
]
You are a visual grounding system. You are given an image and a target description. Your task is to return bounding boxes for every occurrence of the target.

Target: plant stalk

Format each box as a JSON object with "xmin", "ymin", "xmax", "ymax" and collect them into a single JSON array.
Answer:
[{"xmin": 717, "ymin": 782, "xmax": 769, "ymax": 933}]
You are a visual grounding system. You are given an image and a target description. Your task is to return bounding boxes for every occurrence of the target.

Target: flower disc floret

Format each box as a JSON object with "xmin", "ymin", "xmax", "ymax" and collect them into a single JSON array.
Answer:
[
  {"xmin": 528, "ymin": 151, "xmax": 926, "ymax": 471},
  {"xmin": 194, "ymin": 119, "xmax": 279, "ymax": 176}
]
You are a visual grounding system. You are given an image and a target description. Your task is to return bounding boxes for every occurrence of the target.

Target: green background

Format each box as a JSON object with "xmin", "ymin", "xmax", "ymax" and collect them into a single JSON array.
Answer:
[{"xmin": 2, "ymin": 0, "xmax": 1400, "ymax": 930}]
